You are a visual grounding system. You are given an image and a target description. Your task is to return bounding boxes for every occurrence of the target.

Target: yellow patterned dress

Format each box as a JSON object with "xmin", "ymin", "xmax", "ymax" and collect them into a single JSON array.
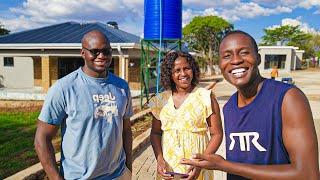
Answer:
[{"xmin": 149, "ymin": 87, "xmax": 214, "ymax": 180}]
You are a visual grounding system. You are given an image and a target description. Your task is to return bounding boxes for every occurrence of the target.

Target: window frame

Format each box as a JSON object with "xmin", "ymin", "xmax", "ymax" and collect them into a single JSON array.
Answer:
[{"xmin": 3, "ymin": 57, "xmax": 14, "ymax": 67}]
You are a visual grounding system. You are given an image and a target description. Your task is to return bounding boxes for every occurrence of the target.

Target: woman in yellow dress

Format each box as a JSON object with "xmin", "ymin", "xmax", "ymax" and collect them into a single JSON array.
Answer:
[{"xmin": 149, "ymin": 51, "xmax": 223, "ymax": 180}]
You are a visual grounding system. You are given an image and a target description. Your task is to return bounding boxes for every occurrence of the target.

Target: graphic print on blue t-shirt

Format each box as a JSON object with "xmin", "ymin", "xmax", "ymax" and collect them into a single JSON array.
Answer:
[
  {"xmin": 229, "ymin": 132, "xmax": 266, "ymax": 152},
  {"xmin": 39, "ymin": 68, "xmax": 133, "ymax": 179},
  {"xmin": 92, "ymin": 92, "xmax": 118, "ymax": 122}
]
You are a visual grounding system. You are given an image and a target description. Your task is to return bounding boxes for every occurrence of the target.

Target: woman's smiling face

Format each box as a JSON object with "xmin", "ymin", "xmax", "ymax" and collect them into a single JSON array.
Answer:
[{"xmin": 171, "ymin": 57, "xmax": 194, "ymax": 91}]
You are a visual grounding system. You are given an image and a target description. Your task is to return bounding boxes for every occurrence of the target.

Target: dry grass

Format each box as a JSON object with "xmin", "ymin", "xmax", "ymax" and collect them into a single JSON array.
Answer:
[{"xmin": 132, "ymin": 113, "xmax": 153, "ymax": 139}]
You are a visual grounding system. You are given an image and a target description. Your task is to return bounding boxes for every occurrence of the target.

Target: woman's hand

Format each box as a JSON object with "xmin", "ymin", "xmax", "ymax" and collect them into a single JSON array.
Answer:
[
  {"xmin": 184, "ymin": 166, "xmax": 201, "ymax": 180},
  {"xmin": 157, "ymin": 157, "xmax": 173, "ymax": 179}
]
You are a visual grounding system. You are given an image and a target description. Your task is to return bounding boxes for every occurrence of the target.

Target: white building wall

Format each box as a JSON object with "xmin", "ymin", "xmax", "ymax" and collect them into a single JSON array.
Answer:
[
  {"xmin": 295, "ymin": 50, "xmax": 304, "ymax": 70},
  {"xmin": 0, "ymin": 56, "xmax": 34, "ymax": 88},
  {"xmin": 258, "ymin": 47, "xmax": 294, "ymax": 73},
  {"xmin": 291, "ymin": 51, "xmax": 296, "ymax": 70}
]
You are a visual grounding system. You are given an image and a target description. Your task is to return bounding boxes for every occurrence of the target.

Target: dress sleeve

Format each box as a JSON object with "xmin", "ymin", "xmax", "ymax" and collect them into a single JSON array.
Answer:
[
  {"xmin": 148, "ymin": 91, "xmax": 170, "ymax": 120},
  {"xmin": 38, "ymin": 81, "xmax": 67, "ymax": 125}
]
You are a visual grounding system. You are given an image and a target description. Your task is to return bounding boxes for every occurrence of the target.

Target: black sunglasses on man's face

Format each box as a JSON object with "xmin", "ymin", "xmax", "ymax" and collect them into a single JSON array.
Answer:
[{"xmin": 83, "ymin": 47, "xmax": 112, "ymax": 57}]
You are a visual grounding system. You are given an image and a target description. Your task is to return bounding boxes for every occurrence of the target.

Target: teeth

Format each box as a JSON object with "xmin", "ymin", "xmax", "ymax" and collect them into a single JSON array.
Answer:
[
  {"xmin": 231, "ymin": 68, "xmax": 245, "ymax": 74},
  {"xmin": 234, "ymin": 72, "xmax": 244, "ymax": 77}
]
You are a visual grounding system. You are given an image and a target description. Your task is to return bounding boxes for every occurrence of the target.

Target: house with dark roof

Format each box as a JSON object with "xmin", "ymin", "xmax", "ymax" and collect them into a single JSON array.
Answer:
[{"xmin": 0, "ymin": 22, "xmax": 142, "ymax": 92}]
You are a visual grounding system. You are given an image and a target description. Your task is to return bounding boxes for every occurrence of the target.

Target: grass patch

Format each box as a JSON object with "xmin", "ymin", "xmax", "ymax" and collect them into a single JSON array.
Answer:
[
  {"xmin": 0, "ymin": 111, "xmax": 40, "ymax": 179},
  {"xmin": 0, "ymin": 109, "xmax": 152, "ymax": 179}
]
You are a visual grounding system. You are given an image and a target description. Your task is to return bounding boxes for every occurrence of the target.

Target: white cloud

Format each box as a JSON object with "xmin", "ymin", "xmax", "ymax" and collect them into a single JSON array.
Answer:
[
  {"xmin": 267, "ymin": 17, "xmax": 320, "ymax": 34},
  {"xmin": 0, "ymin": 0, "xmax": 319, "ymax": 36},
  {"xmin": 121, "ymin": 0, "xmax": 144, "ymax": 17},
  {"xmin": 220, "ymin": 2, "xmax": 291, "ymax": 21},
  {"xmin": 297, "ymin": 0, "xmax": 320, "ymax": 9},
  {"xmin": 182, "ymin": 2, "xmax": 292, "ymax": 27},
  {"xmin": 10, "ymin": 0, "xmax": 80, "ymax": 18},
  {"xmin": 282, "ymin": 18, "xmax": 302, "ymax": 27},
  {"xmin": 0, "ymin": 15, "xmax": 50, "ymax": 32},
  {"xmin": 277, "ymin": 0, "xmax": 320, "ymax": 9},
  {"xmin": 183, "ymin": 0, "xmax": 240, "ymax": 9},
  {"xmin": 248, "ymin": 0, "xmax": 320, "ymax": 10},
  {"xmin": 1, "ymin": 0, "xmax": 144, "ymax": 33},
  {"xmin": 282, "ymin": 18, "xmax": 319, "ymax": 33},
  {"xmin": 182, "ymin": 8, "xmax": 220, "ymax": 27}
]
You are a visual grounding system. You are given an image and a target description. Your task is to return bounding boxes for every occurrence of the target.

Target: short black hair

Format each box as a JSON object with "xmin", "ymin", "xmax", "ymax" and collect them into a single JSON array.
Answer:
[
  {"xmin": 220, "ymin": 30, "xmax": 258, "ymax": 53},
  {"xmin": 160, "ymin": 51, "xmax": 200, "ymax": 91}
]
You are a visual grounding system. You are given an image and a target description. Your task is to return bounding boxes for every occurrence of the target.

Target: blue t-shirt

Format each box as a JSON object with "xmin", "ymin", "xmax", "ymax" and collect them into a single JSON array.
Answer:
[
  {"xmin": 39, "ymin": 68, "xmax": 133, "ymax": 179},
  {"xmin": 223, "ymin": 79, "xmax": 293, "ymax": 180}
]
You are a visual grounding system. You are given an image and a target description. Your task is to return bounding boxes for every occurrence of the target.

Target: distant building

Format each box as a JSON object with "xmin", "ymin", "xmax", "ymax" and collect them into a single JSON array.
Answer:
[
  {"xmin": 0, "ymin": 22, "xmax": 142, "ymax": 92},
  {"xmin": 259, "ymin": 46, "xmax": 304, "ymax": 72}
]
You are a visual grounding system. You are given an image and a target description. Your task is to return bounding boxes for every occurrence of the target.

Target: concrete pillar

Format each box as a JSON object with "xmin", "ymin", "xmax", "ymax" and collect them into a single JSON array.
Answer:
[
  {"xmin": 41, "ymin": 56, "xmax": 50, "ymax": 92},
  {"xmin": 258, "ymin": 52, "xmax": 265, "ymax": 72},
  {"xmin": 113, "ymin": 57, "xmax": 119, "ymax": 76},
  {"xmin": 50, "ymin": 57, "xmax": 58, "ymax": 84},
  {"xmin": 33, "ymin": 57, "xmax": 42, "ymax": 87},
  {"xmin": 119, "ymin": 56, "xmax": 126, "ymax": 80},
  {"xmin": 125, "ymin": 58, "xmax": 129, "ymax": 81},
  {"xmin": 285, "ymin": 50, "xmax": 291, "ymax": 72}
]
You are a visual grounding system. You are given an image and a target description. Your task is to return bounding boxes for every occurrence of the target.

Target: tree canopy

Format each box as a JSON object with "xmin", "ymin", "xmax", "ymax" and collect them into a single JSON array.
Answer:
[
  {"xmin": 309, "ymin": 33, "xmax": 320, "ymax": 58},
  {"xmin": 260, "ymin": 25, "xmax": 312, "ymax": 57},
  {"xmin": 183, "ymin": 16, "xmax": 233, "ymax": 72},
  {"xmin": 0, "ymin": 23, "xmax": 10, "ymax": 35}
]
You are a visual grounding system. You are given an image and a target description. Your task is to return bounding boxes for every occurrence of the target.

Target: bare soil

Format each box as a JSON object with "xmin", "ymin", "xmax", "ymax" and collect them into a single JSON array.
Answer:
[{"xmin": 132, "ymin": 113, "xmax": 153, "ymax": 139}]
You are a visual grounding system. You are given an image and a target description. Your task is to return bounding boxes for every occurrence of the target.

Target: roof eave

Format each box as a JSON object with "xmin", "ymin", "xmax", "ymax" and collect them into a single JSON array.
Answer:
[
  {"xmin": 258, "ymin": 46, "xmax": 298, "ymax": 49},
  {"xmin": 0, "ymin": 42, "xmax": 139, "ymax": 49}
]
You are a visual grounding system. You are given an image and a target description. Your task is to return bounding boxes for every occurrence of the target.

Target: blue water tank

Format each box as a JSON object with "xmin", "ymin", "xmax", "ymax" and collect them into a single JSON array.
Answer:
[{"xmin": 144, "ymin": 0, "xmax": 182, "ymax": 40}]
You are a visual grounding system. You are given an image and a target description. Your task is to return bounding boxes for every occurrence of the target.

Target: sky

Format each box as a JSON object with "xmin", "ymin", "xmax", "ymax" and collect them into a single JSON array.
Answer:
[{"xmin": 0, "ymin": 0, "xmax": 319, "ymax": 43}]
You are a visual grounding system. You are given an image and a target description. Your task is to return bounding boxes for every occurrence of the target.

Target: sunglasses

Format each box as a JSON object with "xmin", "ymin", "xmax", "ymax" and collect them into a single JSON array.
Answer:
[{"xmin": 83, "ymin": 47, "xmax": 112, "ymax": 57}]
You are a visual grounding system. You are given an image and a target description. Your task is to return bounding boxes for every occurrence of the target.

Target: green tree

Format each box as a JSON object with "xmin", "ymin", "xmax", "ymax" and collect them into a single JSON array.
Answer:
[
  {"xmin": 260, "ymin": 25, "xmax": 312, "ymax": 57},
  {"xmin": 309, "ymin": 33, "xmax": 320, "ymax": 58},
  {"xmin": 183, "ymin": 16, "xmax": 233, "ymax": 75},
  {"xmin": 0, "ymin": 23, "xmax": 10, "ymax": 35}
]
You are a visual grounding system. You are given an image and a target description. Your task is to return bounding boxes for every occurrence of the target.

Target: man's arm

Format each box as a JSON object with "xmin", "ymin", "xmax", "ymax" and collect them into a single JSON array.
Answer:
[
  {"xmin": 123, "ymin": 117, "xmax": 132, "ymax": 171},
  {"xmin": 34, "ymin": 120, "xmax": 62, "ymax": 180},
  {"xmin": 224, "ymin": 88, "xmax": 319, "ymax": 179},
  {"xmin": 182, "ymin": 88, "xmax": 319, "ymax": 179},
  {"xmin": 280, "ymin": 88, "xmax": 319, "ymax": 178}
]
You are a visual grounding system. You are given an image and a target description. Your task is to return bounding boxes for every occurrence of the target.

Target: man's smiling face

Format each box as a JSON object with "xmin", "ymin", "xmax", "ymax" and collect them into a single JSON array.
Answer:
[{"xmin": 219, "ymin": 33, "xmax": 260, "ymax": 88}]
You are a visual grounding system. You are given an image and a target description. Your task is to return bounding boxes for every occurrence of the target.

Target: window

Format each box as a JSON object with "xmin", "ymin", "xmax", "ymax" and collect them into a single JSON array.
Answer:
[
  {"xmin": 264, "ymin": 55, "xmax": 286, "ymax": 69},
  {"xmin": 4, "ymin": 57, "xmax": 14, "ymax": 67}
]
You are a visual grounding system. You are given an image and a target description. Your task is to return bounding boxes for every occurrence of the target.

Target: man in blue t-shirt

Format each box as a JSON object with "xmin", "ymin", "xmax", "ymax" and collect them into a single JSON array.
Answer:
[
  {"xmin": 181, "ymin": 30, "xmax": 319, "ymax": 179},
  {"xmin": 34, "ymin": 30, "xmax": 133, "ymax": 179}
]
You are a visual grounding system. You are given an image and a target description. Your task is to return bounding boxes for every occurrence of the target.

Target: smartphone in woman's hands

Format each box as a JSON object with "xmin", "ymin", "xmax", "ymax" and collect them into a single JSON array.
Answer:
[{"xmin": 165, "ymin": 172, "xmax": 189, "ymax": 178}]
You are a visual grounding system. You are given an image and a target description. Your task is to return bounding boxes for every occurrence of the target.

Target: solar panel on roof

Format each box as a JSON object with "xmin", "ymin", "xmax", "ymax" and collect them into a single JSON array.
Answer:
[{"xmin": 0, "ymin": 22, "xmax": 140, "ymax": 44}]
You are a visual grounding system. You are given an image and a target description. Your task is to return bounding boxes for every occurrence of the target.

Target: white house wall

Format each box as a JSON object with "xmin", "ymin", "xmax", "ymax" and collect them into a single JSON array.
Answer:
[
  {"xmin": 0, "ymin": 56, "xmax": 34, "ymax": 88},
  {"xmin": 295, "ymin": 51, "xmax": 304, "ymax": 69},
  {"xmin": 291, "ymin": 51, "xmax": 296, "ymax": 70},
  {"xmin": 258, "ymin": 47, "xmax": 293, "ymax": 73}
]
